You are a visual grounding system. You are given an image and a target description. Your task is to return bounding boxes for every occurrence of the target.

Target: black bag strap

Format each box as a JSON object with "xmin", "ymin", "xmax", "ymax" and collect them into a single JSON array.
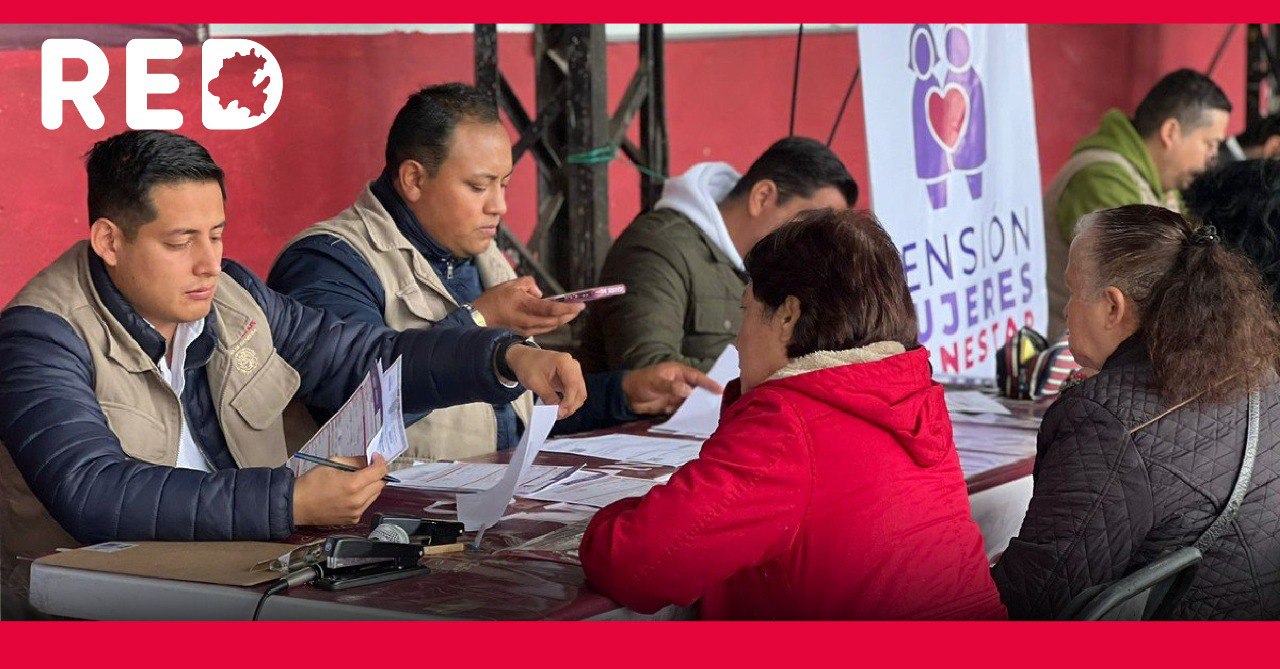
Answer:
[{"xmin": 1193, "ymin": 391, "xmax": 1261, "ymax": 552}]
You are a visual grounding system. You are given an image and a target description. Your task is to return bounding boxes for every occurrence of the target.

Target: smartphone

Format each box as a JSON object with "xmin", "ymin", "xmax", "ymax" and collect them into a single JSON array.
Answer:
[{"xmin": 546, "ymin": 284, "xmax": 627, "ymax": 303}]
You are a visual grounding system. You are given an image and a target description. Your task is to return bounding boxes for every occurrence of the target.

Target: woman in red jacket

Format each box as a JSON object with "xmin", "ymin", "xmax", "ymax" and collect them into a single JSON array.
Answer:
[{"xmin": 579, "ymin": 208, "xmax": 1006, "ymax": 620}]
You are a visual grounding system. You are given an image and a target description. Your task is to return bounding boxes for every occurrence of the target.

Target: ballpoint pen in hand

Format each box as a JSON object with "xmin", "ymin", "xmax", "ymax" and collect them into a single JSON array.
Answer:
[{"xmin": 292, "ymin": 451, "xmax": 400, "ymax": 483}]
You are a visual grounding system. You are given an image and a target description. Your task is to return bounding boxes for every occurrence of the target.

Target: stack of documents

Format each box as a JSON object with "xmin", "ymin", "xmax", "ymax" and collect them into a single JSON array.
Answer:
[
  {"xmin": 391, "ymin": 461, "xmax": 576, "ymax": 495},
  {"xmin": 522, "ymin": 470, "xmax": 663, "ymax": 508},
  {"xmin": 542, "ymin": 434, "xmax": 704, "ymax": 468}
]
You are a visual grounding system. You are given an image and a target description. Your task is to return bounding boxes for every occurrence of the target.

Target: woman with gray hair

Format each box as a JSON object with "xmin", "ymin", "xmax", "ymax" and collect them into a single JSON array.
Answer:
[{"xmin": 993, "ymin": 204, "xmax": 1280, "ymax": 619}]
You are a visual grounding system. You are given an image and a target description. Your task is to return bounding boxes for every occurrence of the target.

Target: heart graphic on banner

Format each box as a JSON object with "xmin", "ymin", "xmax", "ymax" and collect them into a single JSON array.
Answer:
[{"xmin": 926, "ymin": 85, "xmax": 970, "ymax": 152}]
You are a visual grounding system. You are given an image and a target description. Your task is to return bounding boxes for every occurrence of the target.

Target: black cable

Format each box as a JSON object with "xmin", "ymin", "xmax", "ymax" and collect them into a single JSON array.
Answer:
[
  {"xmin": 251, "ymin": 565, "xmax": 323, "ymax": 621},
  {"xmin": 827, "ymin": 65, "xmax": 861, "ymax": 147},
  {"xmin": 1207, "ymin": 24, "xmax": 1239, "ymax": 76},
  {"xmin": 251, "ymin": 581, "xmax": 287, "ymax": 621},
  {"xmin": 789, "ymin": 24, "xmax": 804, "ymax": 137}
]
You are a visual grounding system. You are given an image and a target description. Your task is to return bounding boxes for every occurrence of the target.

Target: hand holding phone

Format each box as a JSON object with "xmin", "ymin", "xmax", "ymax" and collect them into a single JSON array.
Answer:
[{"xmin": 546, "ymin": 284, "xmax": 627, "ymax": 303}]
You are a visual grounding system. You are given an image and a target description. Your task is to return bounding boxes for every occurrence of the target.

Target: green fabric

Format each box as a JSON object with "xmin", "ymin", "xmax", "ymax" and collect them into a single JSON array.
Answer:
[
  {"xmin": 578, "ymin": 209, "xmax": 747, "ymax": 373},
  {"xmin": 1055, "ymin": 109, "xmax": 1169, "ymax": 240}
]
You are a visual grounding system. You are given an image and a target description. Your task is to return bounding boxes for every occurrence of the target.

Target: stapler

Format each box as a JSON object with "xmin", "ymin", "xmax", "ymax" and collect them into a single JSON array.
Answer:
[{"xmin": 313, "ymin": 536, "xmax": 429, "ymax": 591}]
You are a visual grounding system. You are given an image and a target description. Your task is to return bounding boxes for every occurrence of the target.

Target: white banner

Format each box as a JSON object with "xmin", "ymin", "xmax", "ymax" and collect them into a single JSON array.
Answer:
[{"xmin": 860, "ymin": 24, "xmax": 1047, "ymax": 379}]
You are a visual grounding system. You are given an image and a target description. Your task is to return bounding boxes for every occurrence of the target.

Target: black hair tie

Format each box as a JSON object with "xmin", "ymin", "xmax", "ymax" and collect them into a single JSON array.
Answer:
[{"xmin": 1190, "ymin": 224, "xmax": 1220, "ymax": 246}]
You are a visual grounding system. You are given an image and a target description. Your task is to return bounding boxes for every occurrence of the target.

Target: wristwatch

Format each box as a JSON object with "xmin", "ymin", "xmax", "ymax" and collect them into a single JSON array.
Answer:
[
  {"xmin": 460, "ymin": 302, "xmax": 487, "ymax": 327},
  {"xmin": 493, "ymin": 334, "xmax": 540, "ymax": 387}
]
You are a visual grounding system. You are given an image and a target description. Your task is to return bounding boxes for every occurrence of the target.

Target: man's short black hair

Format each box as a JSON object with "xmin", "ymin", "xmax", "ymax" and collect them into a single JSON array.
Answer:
[
  {"xmin": 85, "ymin": 130, "xmax": 225, "ymax": 238},
  {"xmin": 1133, "ymin": 68, "xmax": 1232, "ymax": 138},
  {"xmin": 726, "ymin": 136, "xmax": 859, "ymax": 208},
  {"xmin": 384, "ymin": 83, "xmax": 501, "ymax": 178},
  {"xmin": 1238, "ymin": 114, "xmax": 1280, "ymax": 150}
]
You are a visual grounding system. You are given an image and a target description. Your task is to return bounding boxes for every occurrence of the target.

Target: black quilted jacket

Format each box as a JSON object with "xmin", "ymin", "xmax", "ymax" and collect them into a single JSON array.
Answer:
[{"xmin": 992, "ymin": 336, "xmax": 1280, "ymax": 619}]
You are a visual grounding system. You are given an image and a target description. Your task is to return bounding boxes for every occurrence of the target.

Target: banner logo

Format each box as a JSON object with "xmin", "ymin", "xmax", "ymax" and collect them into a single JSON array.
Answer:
[{"xmin": 42, "ymin": 38, "xmax": 283, "ymax": 131}]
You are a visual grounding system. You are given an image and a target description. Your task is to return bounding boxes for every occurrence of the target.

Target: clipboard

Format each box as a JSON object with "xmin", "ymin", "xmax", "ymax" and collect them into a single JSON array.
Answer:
[{"xmin": 35, "ymin": 541, "xmax": 318, "ymax": 587}]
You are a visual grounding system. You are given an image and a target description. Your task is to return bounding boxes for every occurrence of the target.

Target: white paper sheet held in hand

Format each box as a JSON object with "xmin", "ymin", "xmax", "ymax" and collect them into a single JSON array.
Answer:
[
  {"xmin": 651, "ymin": 344, "xmax": 739, "ymax": 438},
  {"xmin": 456, "ymin": 403, "xmax": 560, "ymax": 534},
  {"xmin": 291, "ymin": 358, "xmax": 408, "ymax": 476},
  {"xmin": 367, "ymin": 357, "xmax": 408, "ymax": 464}
]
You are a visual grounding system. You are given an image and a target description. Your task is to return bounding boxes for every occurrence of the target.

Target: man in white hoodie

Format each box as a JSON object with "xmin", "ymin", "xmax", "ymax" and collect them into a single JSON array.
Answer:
[{"xmin": 579, "ymin": 137, "xmax": 858, "ymax": 372}]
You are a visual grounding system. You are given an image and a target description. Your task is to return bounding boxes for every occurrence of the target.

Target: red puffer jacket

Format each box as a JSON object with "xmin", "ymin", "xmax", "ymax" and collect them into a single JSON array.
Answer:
[{"xmin": 580, "ymin": 347, "xmax": 1006, "ymax": 620}]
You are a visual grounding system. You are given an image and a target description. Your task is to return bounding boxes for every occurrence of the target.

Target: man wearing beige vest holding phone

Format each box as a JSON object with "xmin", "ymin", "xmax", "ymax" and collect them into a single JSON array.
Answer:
[
  {"xmin": 270, "ymin": 83, "xmax": 719, "ymax": 461},
  {"xmin": 0, "ymin": 130, "xmax": 587, "ymax": 616}
]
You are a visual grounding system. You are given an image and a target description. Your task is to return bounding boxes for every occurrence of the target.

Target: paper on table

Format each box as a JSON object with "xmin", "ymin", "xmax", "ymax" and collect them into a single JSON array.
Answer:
[
  {"xmin": 523, "ymin": 473, "xmax": 662, "ymax": 508},
  {"xmin": 948, "ymin": 411, "xmax": 1042, "ymax": 430},
  {"xmin": 456, "ymin": 403, "xmax": 559, "ymax": 532},
  {"xmin": 945, "ymin": 390, "xmax": 1013, "ymax": 415},
  {"xmin": 951, "ymin": 423, "xmax": 1038, "ymax": 455},
  {"xmin": 957, "ymin": 448, "xmax": 1030, "ymax": 478},
  {"xmin": 952, "ymin": 422, "xmax": 1037, "ymax": 478},
  {"xmin": 651, "ymin": 344, "xmax": 739, "ymax": 438},
  {"xmin": 543, "ymin": 433, "xmax": 705, "ymax": 468},
  {"xmin": 391, "ymin": 462, "xmax": 577, "ymax": 494}
]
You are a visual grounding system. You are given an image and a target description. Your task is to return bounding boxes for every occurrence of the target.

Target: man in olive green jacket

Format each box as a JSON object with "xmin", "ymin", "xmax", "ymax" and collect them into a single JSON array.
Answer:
[
  {"xmin": 1044, "ymin": 69, "xmax": 1230, "ymax": 337},
  {"xmin": 579, "ymin": 137, "xmax": 858, "ymax": 373}
]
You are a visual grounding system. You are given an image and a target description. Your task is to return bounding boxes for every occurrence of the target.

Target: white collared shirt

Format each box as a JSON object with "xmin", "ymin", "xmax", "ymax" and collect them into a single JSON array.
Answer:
[{"xmin": 150, "ymin": 318, "xmax": 212, "ymax": 472}]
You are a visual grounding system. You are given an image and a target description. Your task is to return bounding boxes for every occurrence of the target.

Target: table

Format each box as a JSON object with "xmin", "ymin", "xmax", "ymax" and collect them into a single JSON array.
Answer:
[{"xmin": 28, "ymin": 402, "xmax": 1040, "ymax": 620}]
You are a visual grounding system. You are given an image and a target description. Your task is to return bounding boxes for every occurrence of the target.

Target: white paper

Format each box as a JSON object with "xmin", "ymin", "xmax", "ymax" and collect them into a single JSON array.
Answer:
[
  {"xmin": 292, "ymin": 358, "xmax": 410, "ymax": 476},
  {"xmin": 543, "ymin": 433, "xmax": 705, "ymax": 468},
  {"xmin": 952, "ymin": 422, "xmax": 1037, "ymax": 478},
  {"xmin": 523, "ymin": 473, "xmax": 662, "ymax": 508},
  {"xmin": 455, "ymin": 403, "xmax": 559, "ymax": 532},
  {"xmin": 500, "ymin": 502, "xmax": 598, "ymax": 524},
  {"xmin": 651, "ymin": 344, "xmax": 739, "ymax": 438},
  {"xmin": 368, "ymin": 357, "xmax": 408, "ymax": 464},
  {"xmin": 292, "ymin": 367, "xmax": 380, "ymax": 475},
  {"xmin": 391, "ymin": 462, "xmax": 576, "ymax": 495},
  {"xmin": 952, "ymin": 423, "xmax": 1038, "ymax": 454},
  {"xmin": 945, "ymin": 390, "xmax": 1012, "ymax": 415},
  {"xmin": 948, "ymin": 411, "xmax": 1041, "ymax": 430}
]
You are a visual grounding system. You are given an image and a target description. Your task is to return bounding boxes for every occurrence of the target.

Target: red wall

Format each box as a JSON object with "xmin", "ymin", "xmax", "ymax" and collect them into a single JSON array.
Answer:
[{"xmin": 0, "ymin": 25, "xmax": 1247, "ymax": 305}]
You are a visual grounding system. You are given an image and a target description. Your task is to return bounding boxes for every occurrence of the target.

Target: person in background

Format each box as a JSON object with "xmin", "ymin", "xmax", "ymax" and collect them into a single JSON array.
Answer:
[
  {"xmin": 0, "ymin": 130, "xmax": 586, "ymax": 616},
  {"xmin": 1042, "ymin": 69, "xmax": 1231, "ymax": 337},
  {"xmin": 1184, "ymin": 158, "xmax": 1280, "ymax": 304},
  {"xmin": 1217, "ymin": 113, "xmax": 1280, "ymax": 164},
  {"xmin": 580, "ymin": 208, "xmax": 1005, "ymax": 620},
  {"xmin": 577, "ymin": 137, "xmax": 858, "ymax": 373},
  {"xmin": 270, "ymin": 83, "xmax": 718, "ymax": 462},
  {"xmin": 994, "ymin": 204, "xmax": 1280, "ymax": 619}
]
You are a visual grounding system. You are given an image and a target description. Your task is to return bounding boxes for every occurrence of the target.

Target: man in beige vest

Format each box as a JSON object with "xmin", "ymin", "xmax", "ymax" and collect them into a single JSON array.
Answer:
[
  {"xmin": 270, "ymin": 83, "xmax": 718, "ymax": 461},
  {"xmin": 0, "ymin": 130, "xmax": 587, "ymax": 616},
  {"xmin": 1043, "ymin": 69, "xmax": 1230, "ymax": 338}
]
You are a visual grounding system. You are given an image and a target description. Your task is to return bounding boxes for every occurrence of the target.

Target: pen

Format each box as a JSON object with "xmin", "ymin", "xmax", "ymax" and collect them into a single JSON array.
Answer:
[{"xmin": 292, "ymin": 451, "xmax": 401, "ymax": 483}]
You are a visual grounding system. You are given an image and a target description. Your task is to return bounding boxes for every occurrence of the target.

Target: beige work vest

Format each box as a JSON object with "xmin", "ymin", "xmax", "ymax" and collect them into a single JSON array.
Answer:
[
  {"xmin": 1042, "ymin": 149, "xmax": 1166, "ymax": 339},
  {"xmin": 285, "ymin": 187, "xmax": 533, "ymax": 462},
  {"xmin": 1, "ymin": 242, "xmax": 300, "ymax": 595}
]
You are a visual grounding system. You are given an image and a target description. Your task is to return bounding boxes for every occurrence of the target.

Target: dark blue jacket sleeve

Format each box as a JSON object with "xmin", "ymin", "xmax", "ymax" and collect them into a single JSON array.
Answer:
[
  {"xmin": 227, "ymin": 261, "xmax": 523, "ymax": 414},
  {"xmin": 550, "ymin": 370, "xmax": 638, "ymax": 436},
  {"xmin": 0, "ymin": 306, "xmax": 294, "ymax": 544},
  {"xmin": 267, "ymin": 235, "xmax": 388, "ymax": 328}
]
